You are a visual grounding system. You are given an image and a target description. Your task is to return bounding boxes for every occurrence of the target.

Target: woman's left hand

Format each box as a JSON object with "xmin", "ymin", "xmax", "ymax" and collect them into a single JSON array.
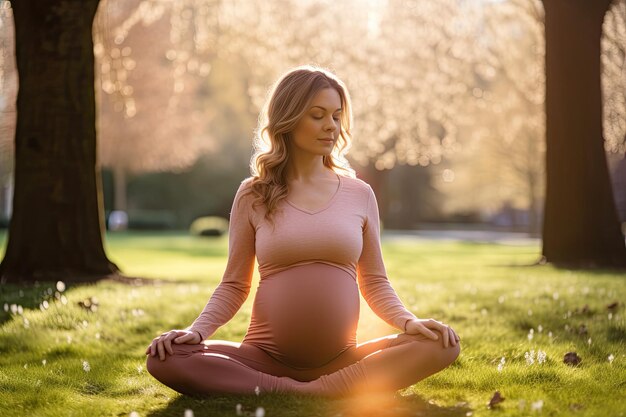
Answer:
[{"xmin": 404, "ymin": 318, "xmax": 460, "ymax": 348}]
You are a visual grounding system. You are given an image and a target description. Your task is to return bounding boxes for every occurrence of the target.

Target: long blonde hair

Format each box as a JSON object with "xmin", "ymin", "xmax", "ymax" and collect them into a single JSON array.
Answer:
[{"xmin": 243, "ymin": 65, "xmax": 356, "ymax": 225}]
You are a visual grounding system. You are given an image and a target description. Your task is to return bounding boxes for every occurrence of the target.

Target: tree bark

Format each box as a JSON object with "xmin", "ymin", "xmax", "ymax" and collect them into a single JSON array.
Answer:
[
  {"xmin": 541, "ymin": 0, "xmax": 626, "ymax": 267},
  {"xmin": 0, "ymin": 0, "xmax": 119, "ymax": 283}
]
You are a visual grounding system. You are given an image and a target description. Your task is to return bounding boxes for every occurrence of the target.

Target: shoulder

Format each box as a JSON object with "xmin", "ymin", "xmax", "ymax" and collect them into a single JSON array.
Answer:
[{"xmin": 340, "ymin": 175, "xmax": 375, "ymax": 197}]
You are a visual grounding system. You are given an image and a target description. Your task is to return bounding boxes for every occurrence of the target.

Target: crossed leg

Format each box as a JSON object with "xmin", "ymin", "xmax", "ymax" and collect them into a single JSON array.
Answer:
[{"xmin": 146, "ymin": 333, "xmax": 460, "ymax": 397}]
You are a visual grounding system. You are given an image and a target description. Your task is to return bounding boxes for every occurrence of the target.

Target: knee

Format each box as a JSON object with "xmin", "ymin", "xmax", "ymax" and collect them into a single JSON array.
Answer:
[
  {"xmin": 416, "ymin": 338, "xmax": 460, "ymax": 370},
  {"xmin": 146, "ymin": 354, "xmax": 162, "ymax": 379},
  {"xmin": 444, "ymin": 341, "xmax": 461, "ymax": 367}
]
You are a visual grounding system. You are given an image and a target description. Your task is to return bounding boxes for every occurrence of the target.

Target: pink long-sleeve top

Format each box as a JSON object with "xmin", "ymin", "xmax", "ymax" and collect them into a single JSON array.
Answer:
[{"xmin": 188, "ymin": 174, "xmax": 417, "ymax": 341}]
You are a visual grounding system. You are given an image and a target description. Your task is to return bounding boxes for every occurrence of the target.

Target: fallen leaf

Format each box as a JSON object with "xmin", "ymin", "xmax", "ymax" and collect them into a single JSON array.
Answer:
[
  {"xmin": 487, "ymin": 391, "xmax": 505, "ymax": 409},
  {"xmin": 606, "ymin": 301, "xmax": 619, "ymax": 311},
  {"xmin": 563, "ymin": 352, "xmax": 581, "ymax": 366}
]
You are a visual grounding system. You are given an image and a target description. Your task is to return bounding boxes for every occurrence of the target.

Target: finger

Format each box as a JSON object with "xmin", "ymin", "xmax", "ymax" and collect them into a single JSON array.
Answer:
[
  {"xmin": 419, "ymin": 325, "xmax": 439, "ymax": 340},
  {"xmin": 448, "ymin": 327, "xmax": 456, "ymax": 347},
  {"xmin": 164, "ymin": 338, "xmax": 174, "ymax": 355},
  {"xmin": 150, "ymin": 341, "xmax": 156, "ymax": 357},
  {"xmin": 441, "ymin": 326, "xmax": 450, "ymax": 348},
  {"xmin": 157, "ymin": 341, "xmax": 165, "ymax": 361},
  {"xmin": 449, "ymin": 327, "xmax": 460, "ymax": 342}
]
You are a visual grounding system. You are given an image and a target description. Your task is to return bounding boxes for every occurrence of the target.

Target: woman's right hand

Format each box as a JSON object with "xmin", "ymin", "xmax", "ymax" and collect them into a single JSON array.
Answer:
[{"xmin": 145, "ymin": 329, "xmax": 202, "ymax": 361}]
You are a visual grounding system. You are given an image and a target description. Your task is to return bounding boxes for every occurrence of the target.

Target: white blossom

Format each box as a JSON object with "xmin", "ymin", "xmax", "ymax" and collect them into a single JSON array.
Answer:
[
  {"xmin": 42, "ymin": 359, "xmax": 47, "ymax": 366},
  {"xmin": 531, "ymin": 400, "xmax": 544, "ymax": 412},
  {"xmin": 608, "ymin": 354, "xmax": 615, "ymax": 364},
  {"xmin": 497, "ymin": 357, "xmax": 505, "ymax": 372},
  {"xmin": 236, "ymin": 404, "xmax": 242, "ymax": 416},
  {"xmin": 129, "ymin": 412, "xmax": 139, "ymax": 417},
  {"xmin": 184, "ymin": 409, "xmax": 194, "ymax": 417},
  {"xmin": 82, "ymin": 360, "xmax": 91, "ymax": 372},
  {"xmin": 255, "ymin": 407, "xmax": 265, "ymax": 417},
  {"xmin": 537, "ymin": 350, "xmax": 547, "ymax": 364},
  {"xmin": 254, "ymin": 386, "xmax": 260, "ymax": 396},
  {"xmin": 525, "ymin": 350, "xmax": 535, "ymax": 365},
  {"xmin": 56, "ymin": 281, "xmax": 66, "ymax": 292}
]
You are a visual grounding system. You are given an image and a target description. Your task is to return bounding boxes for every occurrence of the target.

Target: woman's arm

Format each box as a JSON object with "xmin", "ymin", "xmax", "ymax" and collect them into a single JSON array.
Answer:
[
  {"xmin": 187, "ymin": 180, "xmax": 256, "ymax": 340},
  {"xmin": 357, "ymin": 184, "xmax": 418, "ymax": 331}
]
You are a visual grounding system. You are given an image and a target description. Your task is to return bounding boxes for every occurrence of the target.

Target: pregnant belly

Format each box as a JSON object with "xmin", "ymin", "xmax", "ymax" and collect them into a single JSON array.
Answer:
[{"xmin": 244, "ymin": 262, "xmax": 360, "ymax": 369}]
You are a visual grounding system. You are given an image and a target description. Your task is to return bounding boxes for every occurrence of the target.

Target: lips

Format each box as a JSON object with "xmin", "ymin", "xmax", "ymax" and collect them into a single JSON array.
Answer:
[{"xmin": 318, "ymin": 138, "xmax": 334, "ymax": 143}]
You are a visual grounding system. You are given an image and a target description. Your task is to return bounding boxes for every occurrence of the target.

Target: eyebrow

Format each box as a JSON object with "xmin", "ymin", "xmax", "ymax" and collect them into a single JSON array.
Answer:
[{"xmin": 310, "ymin": 106, "xmax": 342, "ymax": 112}]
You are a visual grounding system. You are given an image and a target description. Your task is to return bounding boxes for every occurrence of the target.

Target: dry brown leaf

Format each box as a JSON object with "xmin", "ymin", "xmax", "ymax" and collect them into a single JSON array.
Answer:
[
  {"xmin": 487, "ymin": 391, "xmax": 505, "ymax": 409},
  {"xmin": 563, "ymin": 352, "xmax": 582, "ymax": 366}
]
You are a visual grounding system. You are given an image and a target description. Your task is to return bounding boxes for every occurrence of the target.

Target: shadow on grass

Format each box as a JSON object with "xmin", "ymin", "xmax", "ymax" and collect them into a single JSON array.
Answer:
[
  {"xmin": 147, "ymin": 392, "xmax": 472, "ymax": 417},
  {"xmin": 0, "ymin": 275, "xmax": 181, "ymax": 326}
]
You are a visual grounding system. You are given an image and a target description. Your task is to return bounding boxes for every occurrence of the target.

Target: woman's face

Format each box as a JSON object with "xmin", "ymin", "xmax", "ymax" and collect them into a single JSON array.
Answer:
[{"xmin": 290, "ymin": 88, "xmax": 342, "ymax": 158}]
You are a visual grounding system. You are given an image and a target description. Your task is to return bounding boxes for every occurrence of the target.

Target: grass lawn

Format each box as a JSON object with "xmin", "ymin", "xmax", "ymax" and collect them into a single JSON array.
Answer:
[{"xmin": 0, "ymin": 230, "xmax": 624, "ymax": 417}]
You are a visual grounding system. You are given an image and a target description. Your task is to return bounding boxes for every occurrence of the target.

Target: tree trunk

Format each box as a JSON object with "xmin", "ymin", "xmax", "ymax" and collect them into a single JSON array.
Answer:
[
  {"xmin": 0, "ymin": 0, "xmax": 119, "ymax": 283},
  {"xmin": 541, "ymin": 0, "xmax": 626, "ymax": 267}
]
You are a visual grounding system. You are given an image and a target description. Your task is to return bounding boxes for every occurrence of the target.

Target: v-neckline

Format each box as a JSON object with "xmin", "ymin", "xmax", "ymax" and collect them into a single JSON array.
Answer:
[{"xmin": 286, "ymin": 174, "xmax": 342, "ymax": 215}]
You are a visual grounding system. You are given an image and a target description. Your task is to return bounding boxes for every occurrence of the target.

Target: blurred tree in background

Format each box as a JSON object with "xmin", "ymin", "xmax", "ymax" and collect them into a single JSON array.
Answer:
[
  {"xmin": 0, "ymin": 0, "xmax": 119, "ymax": 283},
  {"xmin": 541, "ymin": 0, "xmax": 626, "ymax": 267}
]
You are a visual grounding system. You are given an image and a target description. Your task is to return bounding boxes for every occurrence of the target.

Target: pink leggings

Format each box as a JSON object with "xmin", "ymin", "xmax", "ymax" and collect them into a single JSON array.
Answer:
[{"xmin": 146, "ymin": 333, "xmax": 460, "ymax": 397}]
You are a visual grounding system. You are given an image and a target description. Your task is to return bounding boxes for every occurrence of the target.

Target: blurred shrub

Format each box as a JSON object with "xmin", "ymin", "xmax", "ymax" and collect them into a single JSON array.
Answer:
[
  {"xmin": 189, "ymin": 216, "xmax": 229, "ymax": 237},
  {"xmin": 127, "ymin": 210, "xmax": 177, "ymax": 230}
]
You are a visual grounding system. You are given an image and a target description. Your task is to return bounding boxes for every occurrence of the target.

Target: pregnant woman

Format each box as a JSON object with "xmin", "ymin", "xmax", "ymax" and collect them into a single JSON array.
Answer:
[{"xmin": 145, "ymin": 66, "xmax": 460, "ymax": 397}]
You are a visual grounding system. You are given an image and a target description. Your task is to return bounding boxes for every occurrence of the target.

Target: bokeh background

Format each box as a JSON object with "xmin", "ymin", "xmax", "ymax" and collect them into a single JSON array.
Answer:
[{"xmin": 0, "ymin": 0, "xmax": 624, "ymax": 235}]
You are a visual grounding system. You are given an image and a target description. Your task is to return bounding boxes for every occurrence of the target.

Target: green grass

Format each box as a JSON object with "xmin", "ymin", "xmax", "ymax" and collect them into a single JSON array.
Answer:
[{"xmin": 0, "ymin": 230, "xmax": 625, "ymax": 417}]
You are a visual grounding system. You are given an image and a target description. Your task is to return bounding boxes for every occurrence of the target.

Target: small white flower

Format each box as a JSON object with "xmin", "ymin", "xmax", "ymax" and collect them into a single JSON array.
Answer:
[
  {"xmin": 255, "ymin": 407, "xmax": 265, "ymax": 417},
  {"xmin": 528, "ymin": 328, "xmax": 534, "ymax": 341},
  {"xmin": 537, "ymin": 350, "xmax": 547, "ymax": 364},
  {"xmin": 3, "ymin": 303, "xmax": 7, "ymax": 312},
  {"xmin": 498, "ymin": 296, "xmax": 505, "ymax": 304},
  {"xmin": 236, "ymin": 404, "xmax": 242, "ymax": 416},
  {"xmin": 95, "ymin": 333, "xmax": 101, "ymax": 340},
  {"xmin": 42, "ymin": 359, "xmax": 47, "ymax": 366},
  {"xmin": 525, "ymin": 350, "xmax": 535, "ymax": 365},
  {"xmin": 184, "ymin": 409, "xmax": 194, "ymax": 417},
  {"xmin": 587, "ymin": 338, "xmax": 592, "ymax": 346},
  {"xmin": 129, "ymin": 412, "xmax": 139, "ymax": 417},
  {"xmin": 497, "ymin": 357, "xmax": 505, "ymax": 372},
  {"xmin": 82, "ymin": 360, "xmax": 91, "ymax": 372},
  {"xmin": 608, "ymin": 313, "xmax": 613, "ymax": 320},
  {"xmin": 465, "ymin": 412, "xmax": 473, "ymax": 417},
  {"xmin": 56, "ymin": 281, "xmax": 66, "ymax": 292},
  {"xmin": 608, "ymin": 354, "xmax": 615, "ymax": 364},
  {"xmin": 254, "ymin": 385, "xmax": 260, "ymax": 396},
  {"xmin": 528, "ymin": 309, "xmax": 533, "ymax": 316},
  {"xmin": 10, "ymin": 304, "xmax": 17, "ymax": 314},
  {"xmin": 137, "ymin": 365, "xmax": 143, "ymax": 373},
  {"xmin": 23, "ymin": 363, "xmax": 28, "ymax": 369},
  {"xmin": 23, "ymin": 317, "xmax": 30, "ymax": 329},
  {"xmin": 537, "ymin": 325, "xmax": 543, "ymax": 333},
  {"xmin": 548, "ymin": 331, "xmax": 553, "ymax": 339},
  {"xmin": 531, "ymin": 399, "xmax": 544, "ymax": 411},
  {"xmin": 67, "ymin": 335, "xmax": 73, "ymax": 344},
  {"xmin": 552, "ymin": 292, "xmax": 559, "ymax": 300}
]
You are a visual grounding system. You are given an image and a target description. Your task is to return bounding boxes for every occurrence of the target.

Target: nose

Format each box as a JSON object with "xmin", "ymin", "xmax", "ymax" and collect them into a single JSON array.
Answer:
[{"xmin": 325, "ymin": 116, "xmax": 337, "ymax": 132}]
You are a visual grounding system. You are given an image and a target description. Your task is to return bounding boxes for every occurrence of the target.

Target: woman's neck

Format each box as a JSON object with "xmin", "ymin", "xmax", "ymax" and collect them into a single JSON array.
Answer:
[{"xmin": 285, "ymin": 155, "xmax": 332, "ymax": 183}]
